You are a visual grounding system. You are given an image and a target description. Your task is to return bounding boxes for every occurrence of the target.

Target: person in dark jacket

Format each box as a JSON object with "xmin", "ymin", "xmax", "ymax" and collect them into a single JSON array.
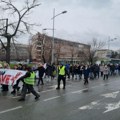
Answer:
[
  {"xmin": 35, "ymin": 63, "xmax": 45, "ymax": 86},
  {"xmin": 1, "ymin": 63, "xmax": 10, "ymax": 92},
  {"xmin": 83, "ymin": 65, "xmax": 90, "ymax": 85}
]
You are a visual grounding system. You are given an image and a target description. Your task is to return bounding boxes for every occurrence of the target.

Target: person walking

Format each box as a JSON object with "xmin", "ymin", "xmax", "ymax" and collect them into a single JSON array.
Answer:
[
  {"xmin": 18, "ymin": 67, "xmax": 40, "ymax": 101},
  {"xmin": 35, "ymin": 63, "xmax": 45, "ymax": 86},
  {"xmin": 100, "ymin": 64, "xmax": 104, "ymax": 77},
  {"xmin": 1, "ymin": 63, "xmax": 10, "ymax": 92},
  {"xmin": 83, "ymin": 65, "xmax": 90, "ymax": 85},
  {"xmin": 103, "ymin": 65, "xmax": 109, "ymax": 80},
  {"xmin": 56, "ymin": 63, "xmax": 67, "ymax": 90}
]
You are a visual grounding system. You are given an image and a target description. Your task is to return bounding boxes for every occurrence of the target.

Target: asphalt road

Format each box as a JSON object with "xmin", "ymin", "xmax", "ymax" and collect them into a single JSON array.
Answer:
[{"xmin": 0, "ymin": 76, "xmax": 120, "ymax": 120}]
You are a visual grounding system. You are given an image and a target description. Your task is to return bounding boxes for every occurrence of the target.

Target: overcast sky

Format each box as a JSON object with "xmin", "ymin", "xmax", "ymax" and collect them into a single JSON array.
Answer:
[{"xmin": 1, "ymin": 0, "xmax": 120, "ymax": 50}]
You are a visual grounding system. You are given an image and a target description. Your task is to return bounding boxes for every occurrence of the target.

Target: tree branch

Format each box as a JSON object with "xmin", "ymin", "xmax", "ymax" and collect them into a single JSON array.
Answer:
[
  {"xmin": 12, "ymin": 2, "xmax": 41, "ymax": 36},
  {"xmin": 0, "ymin": 38, "xmax": 6, "ymax": 50},
  {"xmin": 1, "ymin": 0, "xmax": 21, "ymax": 18}
]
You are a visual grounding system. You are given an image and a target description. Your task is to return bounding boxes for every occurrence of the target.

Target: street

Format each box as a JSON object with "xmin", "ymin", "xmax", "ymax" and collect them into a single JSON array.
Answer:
[{"xmin": 0, "ymin": 76, "xmax": 120, "ymax": 120}]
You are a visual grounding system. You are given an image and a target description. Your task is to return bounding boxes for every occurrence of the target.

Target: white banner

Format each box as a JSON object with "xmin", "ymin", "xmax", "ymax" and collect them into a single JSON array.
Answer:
[{"xmin": 0, "ymin": 69, "xmax": 27, "ymax": 85}]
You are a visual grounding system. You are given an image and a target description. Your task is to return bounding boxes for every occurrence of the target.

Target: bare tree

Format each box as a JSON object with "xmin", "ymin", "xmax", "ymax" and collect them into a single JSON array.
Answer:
[
  {"xmin": 69, "ymin": 43, "xmax": 77, "ymax": 64},
  {"xmin": 0, "ymin": 0, "xmax": 41, "ymax": 63},
  {"xmin": 88, "ymin": 38, "xmax": 105, "ymax": 64}
]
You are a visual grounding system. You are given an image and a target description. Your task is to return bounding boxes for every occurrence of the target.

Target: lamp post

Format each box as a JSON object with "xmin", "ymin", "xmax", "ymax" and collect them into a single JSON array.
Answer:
[
  {"xmin": 108, "ymin": 37, "xmax": 117, "ymax": 50},
  {"xmin": 107, "ymin": 37, "xmax": 117, "ymax": 58},
  {"xmin": 43, "ymin": 28, "xmax": 53, "ymax": 31},
  {"xmin": 51, "ymin": 8, "xmax": 67, "ymax": 64}
]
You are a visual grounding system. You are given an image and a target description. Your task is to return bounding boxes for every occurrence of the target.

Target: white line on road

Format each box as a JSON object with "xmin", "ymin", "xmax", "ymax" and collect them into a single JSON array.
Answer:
[
  {"xmin": 0, "ymin": 106, "xmax": 23, "ymax": 114},
  {"xmin": 43, "ymin": 96, "xmax": 61, "ymax": 102},
  {"xmin": 79, "ymin": 100, "xmax": 100, "ymax": 110},
  {"xmin": 11, "ymin": 93, "xmax": 32, "ymax": 99},
  {"xmin": 41, "ymin": 89, "xmax": 55, "ymax": 93},
  {"xmin": 71, "ymin": 83, "xmax": 112, "ymax": 94},
  {"xmin": 103, "ymin": 101, "xmax": 120, "ymax": 113},
  {"xmin": 71, "ymin": 88, "xmax": 88, "ymax": 94}
]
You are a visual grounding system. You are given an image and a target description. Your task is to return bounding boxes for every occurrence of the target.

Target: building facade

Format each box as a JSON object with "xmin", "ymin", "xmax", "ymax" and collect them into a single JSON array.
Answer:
[
  {"xmin": 94, "ymin": 49, "xmax": 112, "ymax": 60},
  {"xmin": 95, "ymin": 49, "xmax": 120, "ymax": 64},
  {"xmin": 31, "ymin": 32, "xmax": 91, "ymax": 64},
  {"xmin": 0, "ymin": 43, "xmax": 29, "ymax": 62}
]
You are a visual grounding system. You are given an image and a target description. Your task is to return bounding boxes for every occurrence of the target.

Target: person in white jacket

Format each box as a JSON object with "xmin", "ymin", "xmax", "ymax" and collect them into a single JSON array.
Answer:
[
  {"xmin": 100, "ymin": 64, "xmax": 104, "ymax": 77},
  {"xmin": 103, "ymin": 65, "xmax": 109, "ymax": 80}
]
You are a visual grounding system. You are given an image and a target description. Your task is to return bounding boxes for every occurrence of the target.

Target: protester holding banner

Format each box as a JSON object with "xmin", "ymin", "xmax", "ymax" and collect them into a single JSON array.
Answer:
[
  {"xmin": 11, "ymin": 64, "xmax": 31, "ymax": 95},
  {"xmin": 0, "ymin": 66, "xmax": 27, "ymax": 92},
  {"xmin": 1, "ymin": 63, "xmax": 10, "ymax": 92},
  {"xmin": 11, "ymin": 64, "xmax": 22, "ymax": 95},
  {"xmin": 18, "ymin": 67, "xmax": 40, "ymax": 101},
  {"xmin": 0, "ymin": 63, "xmax": 3, "ymax": 90}
]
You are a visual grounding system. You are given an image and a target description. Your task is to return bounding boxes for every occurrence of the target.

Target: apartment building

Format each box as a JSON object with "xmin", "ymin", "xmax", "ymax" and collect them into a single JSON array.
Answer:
[
  {"xmin": 94, "ymin": 49, "xmax": 113, "ymax": 59},
  {"xmin": 0, "ymin": 43, "xmax": 29, "ymax": 62},
  {"xmin": 31, "ymin": 32, "xmax": 91, "ymax": 64}
]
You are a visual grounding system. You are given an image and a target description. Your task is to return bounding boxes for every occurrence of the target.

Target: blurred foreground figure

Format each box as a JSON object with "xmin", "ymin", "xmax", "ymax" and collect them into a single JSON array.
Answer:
[{"xmin": 18, "ymin": 67, "xmax": 40, "ymax": 101}]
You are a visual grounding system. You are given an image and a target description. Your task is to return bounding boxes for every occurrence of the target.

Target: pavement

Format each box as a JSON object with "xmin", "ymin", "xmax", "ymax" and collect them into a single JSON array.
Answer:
[{"xmin": 0, "ymin": 75, "xmax": 120, "ymax": 120}]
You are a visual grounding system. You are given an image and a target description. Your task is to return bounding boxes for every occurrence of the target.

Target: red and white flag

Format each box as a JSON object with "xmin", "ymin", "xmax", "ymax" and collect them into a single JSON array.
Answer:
[{"xmin": 0, "ymin": 69, "xmax": 26, "ymax": 85}]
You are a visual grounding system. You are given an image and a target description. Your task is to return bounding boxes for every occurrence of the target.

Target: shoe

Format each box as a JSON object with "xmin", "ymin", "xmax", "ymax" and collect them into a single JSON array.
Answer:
[
  {"xmin": 35, "ymin": 95, "xmax": 40, "ymax": 100},
  {"xmin": 11, "ymin": 90, "xmax": 16, "ymax": 94},
  {"xmin": 18, "ymin": 98, "xmax": 25, "ymax": 101},
  {"xmin": 27, "ymin": 91, "xmax": 31, "ymax": 94},
  {"xmin": 63, "ymin": 87, "xmax": 65, "ymax": 89},
  {"xmin": 17, "ymin": 93, "xmax": 21, "ymax": 96},
  {"xmin": 2, "ymin": 89, "xmax": 8, "ymax": 92},
  {"xmin": 17, "ymin": 87, "xmax": 20, "ymax": 91},
  {"xmin": 36, "ymin": 84, "xmax": 39, "ymax": 86},
  {"xmin": 56, "ymin": 87, "xmax": 60, "ymax": 90}
]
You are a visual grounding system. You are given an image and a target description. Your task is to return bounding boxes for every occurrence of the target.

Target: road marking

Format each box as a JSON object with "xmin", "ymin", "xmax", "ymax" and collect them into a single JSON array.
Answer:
[
  {"xmin": 78, "ymin": 90, "xmax": 120, "ymax": 113},
  {"xmin": 71, "ymin": 84, "xmax": 106, "ymax": 94},
  {"xmin": 79, "ymin": 101, "xmax": 100, "ymax": 110},
  {"xmin": 41, "ymin": 89, "xmax": 55, "ymax": 93},
  {"xmin": 104, "ymin": 101, "xmax": 120, "ymax": 113},
  {"xmin": 11, "ymin": 96, "xmax": 20, "ymax": 98},
  {"xmin": 71, "ymin": 88, "xmax": 88, "ymax": 94},
  {"xmin": 43, "ymin": 96, "xmax": 60, "ymax": 101},
  {"xmin": 11, "ymin": 93, "xmax": 32, "ymax": 99},
  {"xmin": 101, "ymin": 91, "xmax": 119, "ymax": 98},
  {"xmin": 0, "ymin": 106, "xmax": 22, "ymax": 114}
]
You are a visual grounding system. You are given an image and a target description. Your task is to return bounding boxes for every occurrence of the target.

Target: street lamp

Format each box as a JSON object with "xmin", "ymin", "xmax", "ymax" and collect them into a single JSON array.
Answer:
[
  {"xmin": 43, "ymin": 28, "xmax": 54, "ymax": 31},
  {"xmin": 51, "ymin": 8, "xmax": 67, "ymax": 64},
  {"xmin": 108, "ymin": 37, "xmax": 117, "ymax": 50},
  {"xmin": 107, "ymin": 37, "xmax": 117, "ymax": 58}
]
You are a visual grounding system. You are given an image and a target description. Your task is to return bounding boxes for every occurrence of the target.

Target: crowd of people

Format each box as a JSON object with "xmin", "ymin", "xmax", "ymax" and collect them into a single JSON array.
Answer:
[
  {"xmin": 0, "ymin": 62, "xmax": 120, "ymax": 101},
  {"xmin": 66, "ymin": 63, "xmax": 120, "ymax": 84}
]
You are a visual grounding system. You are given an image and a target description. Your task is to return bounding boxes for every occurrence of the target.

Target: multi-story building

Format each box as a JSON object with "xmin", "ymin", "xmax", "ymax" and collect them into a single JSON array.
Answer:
[
  {"xmin": 0, "ymin": 43, "xmax": 29, "ymax": 62},
  {"xmin": 31, "ymin": 32, "xmax": 90, "ymax": 64},
  {"xmin": 95, "ymin": 49, "xmax": 120, "ymax": 64},
  {"xmin": 94, "ymin": 49, "xmax": 112, "ymax": 60}
]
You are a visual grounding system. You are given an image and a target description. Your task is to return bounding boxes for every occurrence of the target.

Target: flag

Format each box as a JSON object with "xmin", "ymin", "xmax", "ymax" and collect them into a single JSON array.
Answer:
[{"xmin": 0, "ymin": 69, "xmax": 26, "ymax": 85}]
